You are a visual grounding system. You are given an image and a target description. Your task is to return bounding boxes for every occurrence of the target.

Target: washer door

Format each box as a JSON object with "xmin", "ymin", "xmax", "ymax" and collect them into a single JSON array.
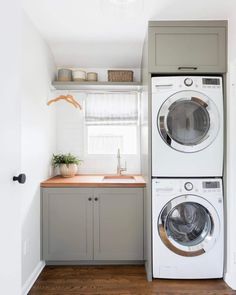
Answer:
[
  {"xmin": 158, "ymin": 195, "xmax": 220, "ymax": 257},
  {"xmin": 158, "ymin": 90, "xmax": 220, "ymax": 153}
]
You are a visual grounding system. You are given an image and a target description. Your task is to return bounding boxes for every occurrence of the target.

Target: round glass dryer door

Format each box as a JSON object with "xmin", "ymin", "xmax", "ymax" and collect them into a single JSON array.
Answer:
[
  {"xmin": 158, "ymin": 195, "xmax": 220, "ymax": 257},
  {"xmin": 158, "ymin": 90, "xmax": 220, "ymax": 153}
]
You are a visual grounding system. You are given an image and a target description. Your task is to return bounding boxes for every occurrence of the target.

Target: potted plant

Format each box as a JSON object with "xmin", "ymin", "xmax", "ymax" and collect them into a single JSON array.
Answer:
[{"xmin": 52, "ymin": 153, "xmax": 82, "ymax": 178}]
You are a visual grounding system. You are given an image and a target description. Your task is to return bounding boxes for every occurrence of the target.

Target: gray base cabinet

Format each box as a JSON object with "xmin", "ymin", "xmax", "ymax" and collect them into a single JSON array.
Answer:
[
  {"xmin": 148, "ymin": 21, "xmax": 227, "ymax": 73},
  {"xmin": 42, "ymin": 188, "xmax": 93, "ymax": 261},
  {"xmin": 94, "ymin": 188, "xmax": 143, "ymax": 260},
  {"xmin": 42, "ymin": 188, "xmax": 144, "ymax": 262}
]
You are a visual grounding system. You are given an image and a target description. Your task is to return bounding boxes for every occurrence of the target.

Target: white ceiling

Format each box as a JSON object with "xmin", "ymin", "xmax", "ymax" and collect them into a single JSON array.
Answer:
[{"xmin": 23, "ymin": 0, "xmax": 236, "ymax": 68}]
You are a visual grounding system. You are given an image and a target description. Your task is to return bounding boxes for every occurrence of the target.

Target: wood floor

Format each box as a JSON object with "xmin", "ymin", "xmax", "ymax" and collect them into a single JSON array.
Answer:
[{"xmin": 29, "ymin": 265, "xmax": 236, "ymax": 295}]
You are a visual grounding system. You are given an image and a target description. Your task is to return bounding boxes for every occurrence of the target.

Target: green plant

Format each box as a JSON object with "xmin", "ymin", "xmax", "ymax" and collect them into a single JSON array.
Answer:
[{"xmin": 52, "ymin": 153, "xmax": 82, "ymax": 168}]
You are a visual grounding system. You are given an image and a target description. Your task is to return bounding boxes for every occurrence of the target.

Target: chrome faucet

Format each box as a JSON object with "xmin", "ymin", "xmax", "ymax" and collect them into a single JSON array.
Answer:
[{"xmin": 117, "ymin": 148, "xmax": 127, "ymax": 175}]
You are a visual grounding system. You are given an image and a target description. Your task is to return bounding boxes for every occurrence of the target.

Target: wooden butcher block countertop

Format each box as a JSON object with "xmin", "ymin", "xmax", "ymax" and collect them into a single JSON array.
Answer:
[{"xmin": 41, "ymin": 175, "xmax": 146, "ymax": 188}]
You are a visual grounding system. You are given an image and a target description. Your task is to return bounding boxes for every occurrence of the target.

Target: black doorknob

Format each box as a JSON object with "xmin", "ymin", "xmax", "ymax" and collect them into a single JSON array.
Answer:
[{"xmin": 13, "ymin": 174, "xmax": 26, "ymax": 184}]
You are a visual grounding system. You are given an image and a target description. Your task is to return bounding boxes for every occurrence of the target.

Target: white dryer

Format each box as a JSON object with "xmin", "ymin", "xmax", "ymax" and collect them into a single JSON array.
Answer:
[
  {"xmin": 152, "ymin": 178, "xmax": 224, "ymax": 279},
  {"xmin": 152, "ymin": 76, "xmax": 224, "ymax": 177}
]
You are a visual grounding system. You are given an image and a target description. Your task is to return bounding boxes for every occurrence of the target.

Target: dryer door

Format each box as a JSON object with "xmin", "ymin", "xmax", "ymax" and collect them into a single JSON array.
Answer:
[
  {"xmin": 158, "ymin": 195, "xmax": 220, "ymax": 257},
  {"xmin": 158, "ymin": 90, "xmax": 220, "ymax": 153}
]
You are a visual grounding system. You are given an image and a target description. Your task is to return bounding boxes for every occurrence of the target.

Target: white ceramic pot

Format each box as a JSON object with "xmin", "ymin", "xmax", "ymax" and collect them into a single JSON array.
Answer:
[
  {"xmin": 87, "ymin": 72, "xmax": 98, "ymax": 81},
  {"xmin": 72, "ymin": 70, "xmax": 86, "ymax": 81},
  {"xmin": 59, "ymin": 164, "xmax": 78, "ymax": 178},
  {"xmin": 57, "ymin": 68, "xmax": 72, "ymax": 81}
]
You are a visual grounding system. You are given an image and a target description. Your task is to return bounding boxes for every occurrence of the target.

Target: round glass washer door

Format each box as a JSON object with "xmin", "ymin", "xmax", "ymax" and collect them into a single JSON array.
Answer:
[
  {"xmin": 158, "ymin": 195, "xmax": 220, "ymax": 257},
  {"xmin": 158, "ymin": 90, "xmax": 220, "ymax": 153}
]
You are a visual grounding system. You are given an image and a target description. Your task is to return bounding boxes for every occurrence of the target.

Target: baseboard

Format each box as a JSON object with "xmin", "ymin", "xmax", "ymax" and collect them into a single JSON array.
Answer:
[
  {"xmin": 22, "ymin": 261, "xmax": 45, "ymax": 295},
  {"xmin": 46, "ymin": 260, "xmax": 144, "ymax": 265},
  {"xmin": 224, "ymin": 272, "xmax": 236, "ymax": 290}
]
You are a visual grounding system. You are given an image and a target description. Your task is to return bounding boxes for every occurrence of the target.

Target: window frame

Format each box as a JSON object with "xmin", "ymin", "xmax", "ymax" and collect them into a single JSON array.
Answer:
[{"xmin": 83, "ymin": 92, "xmax": 141, "ymax": 159}]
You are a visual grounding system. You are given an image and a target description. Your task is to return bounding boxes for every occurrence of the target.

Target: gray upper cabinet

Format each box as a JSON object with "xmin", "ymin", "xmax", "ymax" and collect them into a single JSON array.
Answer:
[
  {"xmin": 148, "ymin": 21, "xmax": 227, "ymax": 73},
  {"xmin": 42, "ymin": 188, "xmax": 93, "ymax": 261},
  {"xmin": 93, "ymin": 188, "xmax": 143, "ymax": 260}
]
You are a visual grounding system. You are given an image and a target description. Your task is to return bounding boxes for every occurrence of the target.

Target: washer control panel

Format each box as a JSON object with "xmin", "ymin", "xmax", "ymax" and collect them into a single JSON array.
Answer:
[
  {"xmin": 152, "ymin": 179, "xmax": 222, "ymax": 197},
  {"xmin": 184, "ymin": 182, "xmax": 193, "ymax": 191},
  {"xmin": 203, "ymin": 181, "xmax": 220, "ymax": 189},
  {"xmin": 202, "ymin": 181, "xmax": 221, "ymax": 193}
]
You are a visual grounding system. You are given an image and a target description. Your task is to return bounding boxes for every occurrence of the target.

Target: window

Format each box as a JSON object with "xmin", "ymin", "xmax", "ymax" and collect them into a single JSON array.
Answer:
[{"xmin": 85, "ymin": 92, "xmax": 139, "ymax": 155}]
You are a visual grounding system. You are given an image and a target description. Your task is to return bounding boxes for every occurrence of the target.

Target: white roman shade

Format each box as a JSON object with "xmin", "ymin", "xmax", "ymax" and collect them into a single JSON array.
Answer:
[{"xmin": 85, "ymin": 93, "xmax": 138, "ymax": 125}]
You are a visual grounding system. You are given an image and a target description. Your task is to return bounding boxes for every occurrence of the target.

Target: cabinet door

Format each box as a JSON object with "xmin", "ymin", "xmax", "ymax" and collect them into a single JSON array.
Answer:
[
  {"xmin": 42, "ymin": 188, "xmax": 93, "ymax": 261},
  {"xmin": 94, "ymin": 188, "xmax": 143, "ymax": 260},
  {"xmin": 149, "ymin": 25, "xmax": 226, "ymax": 73}
]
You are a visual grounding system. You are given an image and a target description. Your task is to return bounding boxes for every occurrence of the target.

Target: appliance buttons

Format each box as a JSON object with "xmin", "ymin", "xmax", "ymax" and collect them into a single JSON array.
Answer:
[
  {"xmin": 184, "ymin": 182, "xmax": 193, "ymax": 191},
  {"xmin": 184, "ymin": 78, "xmax": 193, "ymax": 87}
]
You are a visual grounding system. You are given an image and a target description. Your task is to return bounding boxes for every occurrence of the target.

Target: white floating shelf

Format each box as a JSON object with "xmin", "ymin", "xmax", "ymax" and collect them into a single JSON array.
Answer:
[{"xmin": 52, "ymin": 81, "xmax": 142, "ymax": 92}]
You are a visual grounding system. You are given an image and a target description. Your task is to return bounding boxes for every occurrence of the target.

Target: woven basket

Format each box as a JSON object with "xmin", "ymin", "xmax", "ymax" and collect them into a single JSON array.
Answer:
[{"xmin": 108, "ymin": 70, "xmax": 133, "ymax": 82}]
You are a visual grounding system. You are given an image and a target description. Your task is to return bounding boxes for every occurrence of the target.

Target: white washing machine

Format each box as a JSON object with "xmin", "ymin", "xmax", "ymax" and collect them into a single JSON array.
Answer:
[
  {"xmin": 152, "ymin": 178, "xmax": 224, "ymax": 279},
  {"xmin": 152, "ymin": 76, "xmax": 224, "ymax": 177}
]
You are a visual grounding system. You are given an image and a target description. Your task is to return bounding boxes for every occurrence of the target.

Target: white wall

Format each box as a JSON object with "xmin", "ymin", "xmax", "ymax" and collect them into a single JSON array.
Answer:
[
  {"xmin": 21, "ymin": 12, "xmax": 56, "ymax": 292},
  {"xmin": 225, "ymin": 13, "xmax": 236, "ymax": 290}
]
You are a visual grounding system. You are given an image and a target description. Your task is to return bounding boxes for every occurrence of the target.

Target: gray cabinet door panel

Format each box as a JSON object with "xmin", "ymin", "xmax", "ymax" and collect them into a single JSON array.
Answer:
[
  {"xmin": 42, "ymin": 188, "xmax": 93, "ymax": 261},
  {"xmin": 149, "ymin": 26, "xmax": 226, "ymax": 73},
  {"xmin": 93, "ymin": 188, "xmax": 144, "ymax": 260}
]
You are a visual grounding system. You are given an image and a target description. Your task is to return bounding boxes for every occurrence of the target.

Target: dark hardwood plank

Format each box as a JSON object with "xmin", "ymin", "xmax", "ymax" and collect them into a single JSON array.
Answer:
[{"xmin": 29, "ymin": 265, "xmax": 236, "ymax": 295}]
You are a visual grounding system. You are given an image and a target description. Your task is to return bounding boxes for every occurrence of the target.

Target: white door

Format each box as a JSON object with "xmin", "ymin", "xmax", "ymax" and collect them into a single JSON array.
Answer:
[
  {"xmin": 0, "ymin": 1, "xmax": 22, "ymax": 294},
  {"xmin": 158, "ymin": 195, "xmax": 220, "ymax": 257},
  {"xmin": 157, "ymin": 90, "xmax": 220, "ymax": 153}
]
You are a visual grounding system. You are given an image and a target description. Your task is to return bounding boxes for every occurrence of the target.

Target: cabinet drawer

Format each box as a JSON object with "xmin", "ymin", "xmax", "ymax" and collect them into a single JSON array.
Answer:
[{"xmin": 149, "ymin": 25, "xmax": 226, "ymax": 73}]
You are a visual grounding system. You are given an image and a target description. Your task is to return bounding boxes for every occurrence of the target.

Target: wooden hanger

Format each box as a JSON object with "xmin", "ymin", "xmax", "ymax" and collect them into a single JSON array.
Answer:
[{"xmin": 47, "ymin": 94, "xmax": 82, "ymax": 109}]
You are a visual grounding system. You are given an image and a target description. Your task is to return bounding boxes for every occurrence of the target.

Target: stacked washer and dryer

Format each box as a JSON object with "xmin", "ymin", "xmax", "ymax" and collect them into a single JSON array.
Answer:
[{"xmin": 152, "ymin": 76, "xmax": 224, "ymax": 279}]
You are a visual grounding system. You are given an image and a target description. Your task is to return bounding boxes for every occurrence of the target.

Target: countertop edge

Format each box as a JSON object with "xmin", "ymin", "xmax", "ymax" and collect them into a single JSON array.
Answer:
[
  {"xmin": 40, "ymin": 175, "xmax": 146, "ymax": 188},
  {"xmin": 41, "ymin": 183, "xmax": 146, "ymax": 188}
]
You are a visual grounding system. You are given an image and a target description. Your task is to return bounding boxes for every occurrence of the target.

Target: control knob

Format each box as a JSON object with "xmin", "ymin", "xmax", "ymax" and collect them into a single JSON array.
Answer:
[
  {"xmin": 184, "ymin": 78, "xmax": 193, "ymax": 87},
  {"xmin": 184, "ymin": 182, "xmax": 193, "ymax": 191}
]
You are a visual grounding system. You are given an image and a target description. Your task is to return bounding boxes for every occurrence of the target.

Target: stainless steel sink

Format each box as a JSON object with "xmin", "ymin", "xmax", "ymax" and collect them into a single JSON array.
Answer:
[{"xmin": 102, "ymin": 175, "xmax": 136, "ymax": 183}]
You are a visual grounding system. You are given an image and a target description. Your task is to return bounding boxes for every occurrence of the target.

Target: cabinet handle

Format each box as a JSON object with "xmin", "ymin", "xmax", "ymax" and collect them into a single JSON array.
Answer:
[
  {"xmin": 94, "ymin": 197, "xmax": 98, "ymax": 201},
  {"xmin": 178, "ymin": 66, "xmax": 198, "ymax": 71},
  {"xmin": 88, "ymin": 197, "xmax": 92, "ymax": 201}
]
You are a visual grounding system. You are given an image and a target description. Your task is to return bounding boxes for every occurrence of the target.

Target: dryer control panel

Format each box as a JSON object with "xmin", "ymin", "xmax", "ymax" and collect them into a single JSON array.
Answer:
[
  {"xmin": 152, "ymin": 76, "xmax": 222, "ymax": 93},
  {"xmin": 203, "ymin": 181, "xmax": 221, "ymax": 189},
  {"xmin": 202, "ymin": 78, "xmax": 221, "ymax": 85}
]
